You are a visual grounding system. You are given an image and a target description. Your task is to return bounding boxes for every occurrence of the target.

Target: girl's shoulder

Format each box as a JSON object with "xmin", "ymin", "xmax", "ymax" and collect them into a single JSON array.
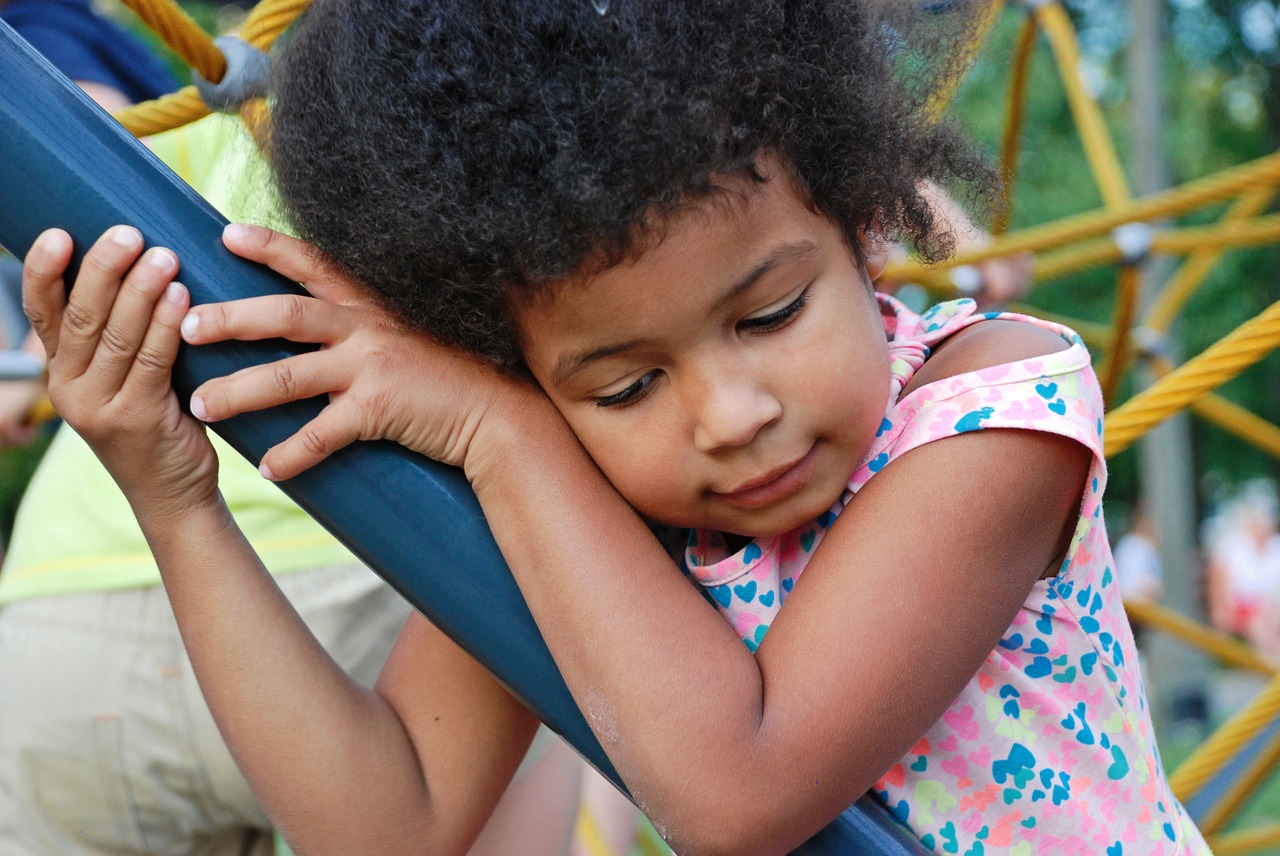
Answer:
[
  {"xmin": 900, "ymin": 316, "xmax": 1073, "ymax": 400},
  {"xmin": 865, "ymin": 296, "xmax": 1105, "ymax": 496}
]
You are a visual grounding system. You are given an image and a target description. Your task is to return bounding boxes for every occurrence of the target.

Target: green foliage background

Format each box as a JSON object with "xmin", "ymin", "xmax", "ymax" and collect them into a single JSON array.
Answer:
[{"xmin": 946, "ymin": 0, "xmax": 1280, "ymax": 528}]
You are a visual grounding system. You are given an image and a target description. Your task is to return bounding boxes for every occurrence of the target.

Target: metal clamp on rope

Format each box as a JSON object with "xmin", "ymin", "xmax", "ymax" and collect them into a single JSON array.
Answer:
[
  {"xmin": 193, "ymin": 36, "xmax": 271, "ymax": 113},
  {"xmin": 1112, "ymin": 222, "xmax": 1155, "ymax": 267},
  {"xmin": 950, "ymin": 264, "xmax": 984, "ymax": 297},
  {"xmin": 1131, "ymin": 325, "xmax": 1168, "ymax": 359}
]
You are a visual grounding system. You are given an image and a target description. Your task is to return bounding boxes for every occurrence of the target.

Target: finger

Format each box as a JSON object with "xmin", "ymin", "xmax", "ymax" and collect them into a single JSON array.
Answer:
[
  {"xmin": 88, "ymin": 247, "xmax": 180, "ymax": 393},
  {"xmin": 222, "ymin": 223, "xmax": 367, "ymax": 305},
  {"xmin": 21, "ymin": 229, "xmax": 73, "ymax": 360},
  {"xmin": 122, "ymin": 280, "xmax": 189, "ymax": 396},
  {"xmin": 55, "ymin": 226, "xmax": 146, "ymax": 379},
  {"xmin": 258, "ymin": 402, "xmax": 363, "ymax": 481},
  {"xmin": 189, "ymin": 349, "xmax": 350, "ymax": 423},
  {"xmin": 180, "ymin": 293, "xmax": 355, "ymax": 347}
]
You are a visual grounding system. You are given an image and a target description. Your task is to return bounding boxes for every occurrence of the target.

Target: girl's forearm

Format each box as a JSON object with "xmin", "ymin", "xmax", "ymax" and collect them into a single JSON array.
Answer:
[
  {"xmin": 134, "ymin": 496, "xmax": 493, "ymax": 856},
  {"xmin": 465, "ymin": 402, "xmax": 787, "ymax": 852}
]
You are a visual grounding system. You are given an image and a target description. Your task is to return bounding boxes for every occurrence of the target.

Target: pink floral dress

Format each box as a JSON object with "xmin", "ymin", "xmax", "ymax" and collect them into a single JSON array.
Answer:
[{"xmin": 684, "ymin": 296, "xmax": 1210, "ymax": 855}]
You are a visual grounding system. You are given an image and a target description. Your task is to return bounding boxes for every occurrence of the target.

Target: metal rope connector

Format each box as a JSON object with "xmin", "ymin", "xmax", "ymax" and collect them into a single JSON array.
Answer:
[
  {"xmin": 950, "ymin": 264, "xmax": 984, "ymax": 296},
  {"xmin": 1131, "ymin": 324, "xmax": 1167, "ymax": 359},
  {"xmin": 1112, "ymin": 221, "xmax": 1156, "ymax": 267},
  {"xmin": 193, "ymin": 36, "xmax": 271, "ymax": 113}
]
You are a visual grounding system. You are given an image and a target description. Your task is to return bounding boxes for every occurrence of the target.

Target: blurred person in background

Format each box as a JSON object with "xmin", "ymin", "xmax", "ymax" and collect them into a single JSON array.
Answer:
[
  {"xmin": 1206, "ymin": 480, "xmax": 1280, "ymax": 662},
  {"xmin": 1113, "ymin": 501, "xmax": 1164, "ymax": 604}
]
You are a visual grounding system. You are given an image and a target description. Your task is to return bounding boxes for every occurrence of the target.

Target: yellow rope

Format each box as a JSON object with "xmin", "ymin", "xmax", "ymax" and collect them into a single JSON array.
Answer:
[
  {"xmin": 1192, "ymin": 393, "xmax": 1280, "ymax": 462},
  {"xmin": 240, "ymin": 0, "xmax": 313, "ymax": 50},
  {"xmin": 1144, "ymin": 186, "xmax": 1278, "ymax": 334},
  {"xmin": 1027, "ymin": 213, "xmax": 1280, "ymax": 284},
  {"xmin": 1138, "ymin": 353, "xmax": 1280, "ymax": 462},
  {"xmin": 1104, "ymin": 300, "xmax": 1280, "ymax": 457},
  {"xmin": 886, "ymin": 209, "xmax": 1280, "ymax": 299},
  {"xmin": 996, "ymin": 13, "xmax": 1038, "ymax": 235},
  {"xmin": 1208, "ymin": 823, "xmax": 1280, "ymax": 855},
  {"xmin": 1169, "ymin": 673, "xmax": 1280, "ymax": 804},
  {"xmin": 110, "ymin": 0, "xmax": 311, "ymax": 139},
  {"xmin": 117, "ymin": 0, "xmax": 226, "ymax": 83},
  {"xmin": 1099, "ymin": 266, "xmax": 1140, "ymax": 406},
  {"xmin": 1123, "ymin": 600, "xmax": 1275, "ymax": 675},
  {"xmin": 1033, "ymin": 2, "xmax": 1130, "ymax": 208},
  {"xmin": 113, "ymin": 87, "xmax": 210, "ymax": 138},
  {"xmin": 883, "ymin": 151, "xmax": 1280, "ymax": 283},
  {"xmin": 1199, "ymin": 725, "xmax": 1280, "ymax": 835}
]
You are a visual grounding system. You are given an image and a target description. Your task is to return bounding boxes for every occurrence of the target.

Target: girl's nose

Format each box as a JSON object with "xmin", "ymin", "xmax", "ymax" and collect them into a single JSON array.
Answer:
[{"xmin": 690, "ymin": 376, "xmax": 782, "ymax": 453}]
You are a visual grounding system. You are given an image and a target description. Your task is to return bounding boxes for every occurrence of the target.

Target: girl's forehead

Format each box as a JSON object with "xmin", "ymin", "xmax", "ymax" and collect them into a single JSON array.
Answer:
[{"xmin": 517, "ymin": 167, "xmax": 853, "ymax": 370}]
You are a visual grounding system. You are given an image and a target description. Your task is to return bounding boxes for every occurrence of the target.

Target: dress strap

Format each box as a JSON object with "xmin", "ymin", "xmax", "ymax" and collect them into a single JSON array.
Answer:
[{"xmin": 879, "ymin": 295, "xmax": 983, "ymax": 402}]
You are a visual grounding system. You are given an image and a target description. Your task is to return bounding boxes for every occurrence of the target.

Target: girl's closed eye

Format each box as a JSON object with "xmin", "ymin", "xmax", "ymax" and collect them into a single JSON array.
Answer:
[
  {"xmin": 594, "ymin": 371, "xmax": 660, "ymax": 408},
  {"xmin": 737, "ymin": 286, "xmax": 811, "ymax": 334}
]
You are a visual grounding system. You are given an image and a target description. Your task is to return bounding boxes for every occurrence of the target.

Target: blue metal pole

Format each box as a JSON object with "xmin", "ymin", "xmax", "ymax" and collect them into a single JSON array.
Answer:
[{"xmin": 0, "ymin": 22, "xmax": 928, "ymax": 855}]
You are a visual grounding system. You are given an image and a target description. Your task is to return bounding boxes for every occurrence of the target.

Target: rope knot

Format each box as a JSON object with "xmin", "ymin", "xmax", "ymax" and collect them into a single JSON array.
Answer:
[{"xmin": 194, "ymin": 36, "xmax": 270, "ymax": 113}]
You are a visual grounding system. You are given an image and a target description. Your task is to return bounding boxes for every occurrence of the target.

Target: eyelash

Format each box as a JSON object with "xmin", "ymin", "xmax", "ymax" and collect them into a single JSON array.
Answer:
[
  {"xmin": 738, "ymin": 287, "xmax": 810, "ymax": 334},
  {"xmin": 594, "ymin": 372, "xmax": 657, "ymax": 408},
  {"xmin": 592, "ymin": 287, "xmax": 811, "ymax": 409}
]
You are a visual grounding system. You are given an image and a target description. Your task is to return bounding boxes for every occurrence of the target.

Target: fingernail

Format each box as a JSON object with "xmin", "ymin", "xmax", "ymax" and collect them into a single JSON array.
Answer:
[
  {"xmin": 224, "ymin": 223, "xmax": 251, "ymax": 242},
  {"xmin": 180, "ymin": 312, "xmax": 199, "ymax": 340},
  {"xmin": 110, "ymin": 226, "xmax": 141, "ymax": 248},
  {"xmin": 36, "ymin": 229, "xmax": 66, "ymax": 252},
  {"xmin": 147, "ymin": 248, "xmax": 177, "ymax": 270},
  {"xmin": 259, "ymin": 461, "xmax": 275, "ymax": 480},
  {"xmin": 189, "ymin": 394, "xmax": 208, "ymax": 421},
  {"xmin": 165, "ymin": 282, "xmax": 185, "ymax": 303}
]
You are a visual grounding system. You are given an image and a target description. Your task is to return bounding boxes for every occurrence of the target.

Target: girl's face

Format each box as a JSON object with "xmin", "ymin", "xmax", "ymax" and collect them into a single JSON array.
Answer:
[{"xmin": 517, "ymin": 161, "xmax": 892, "ymax": 538}]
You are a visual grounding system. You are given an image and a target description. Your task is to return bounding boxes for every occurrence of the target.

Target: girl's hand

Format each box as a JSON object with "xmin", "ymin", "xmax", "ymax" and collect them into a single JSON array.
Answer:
[
  {"xmin": 183, "ymin": 224, "xmax": 537, "ymax": 481},
  {"xmin": 22, "ymin": 227, "xmax": 219, "ymax": 521}
]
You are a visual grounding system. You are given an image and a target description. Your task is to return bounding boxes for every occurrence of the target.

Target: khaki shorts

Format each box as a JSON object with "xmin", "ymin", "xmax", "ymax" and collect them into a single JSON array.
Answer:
[{"xmin": 0, "ymin": 563, "xmax": 412, "ymax": 856}]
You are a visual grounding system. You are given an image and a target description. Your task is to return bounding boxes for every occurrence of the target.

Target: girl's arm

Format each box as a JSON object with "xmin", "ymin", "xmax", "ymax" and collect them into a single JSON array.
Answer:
[
  {"xmin": 192, "ymin": 226, "xmax": 1091, "ymax": 856},
  {"xmin": 21, "ymin": 228, "xmax": 539, "ymax": 856},
  {"xmin": 460, "ymin": 345, "xmax": 1089, "ymax": 856}
]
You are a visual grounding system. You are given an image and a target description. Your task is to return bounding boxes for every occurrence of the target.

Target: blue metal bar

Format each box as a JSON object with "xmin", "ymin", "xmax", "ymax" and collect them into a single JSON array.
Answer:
[{"xmin": 0, "ymin": 22, "xmax": 928, "ymax": 855}]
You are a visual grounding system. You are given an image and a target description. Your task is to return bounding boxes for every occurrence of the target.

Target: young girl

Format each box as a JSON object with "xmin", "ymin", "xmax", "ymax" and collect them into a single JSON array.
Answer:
[{"xmin": 21, "ymin": 1, "xmax": 1210, "ymax": 854}]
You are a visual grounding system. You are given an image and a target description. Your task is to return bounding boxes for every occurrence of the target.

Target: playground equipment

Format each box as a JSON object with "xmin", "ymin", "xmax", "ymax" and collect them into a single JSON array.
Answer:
[{"xmin": 6, "ymin": 0, "xmax": 1280, "ymax": 852}]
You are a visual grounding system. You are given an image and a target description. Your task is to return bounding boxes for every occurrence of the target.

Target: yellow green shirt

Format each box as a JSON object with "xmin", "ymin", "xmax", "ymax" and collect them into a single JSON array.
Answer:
[{"xmin": 0, "ymin": 116, "xmax": 354, "ymax": 604}]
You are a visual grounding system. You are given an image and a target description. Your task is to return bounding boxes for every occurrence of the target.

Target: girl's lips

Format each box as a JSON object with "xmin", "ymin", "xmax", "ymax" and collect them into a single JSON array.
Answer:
[{"xmin": 713, "ymin": 444, "xmax": 819, "ymax": 510}]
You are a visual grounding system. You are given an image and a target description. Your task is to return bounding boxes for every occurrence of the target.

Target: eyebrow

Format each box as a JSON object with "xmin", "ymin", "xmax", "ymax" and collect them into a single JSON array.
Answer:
[{"xmin": 550, "ymin": 239, "xmax": 820, "ymax": 386}]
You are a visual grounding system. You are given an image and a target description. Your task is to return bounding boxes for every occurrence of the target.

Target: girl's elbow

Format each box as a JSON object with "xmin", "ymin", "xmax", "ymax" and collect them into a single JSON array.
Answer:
[{"xmin": 650, "ymin": 796, "xmax": 815, "ymax": 856}]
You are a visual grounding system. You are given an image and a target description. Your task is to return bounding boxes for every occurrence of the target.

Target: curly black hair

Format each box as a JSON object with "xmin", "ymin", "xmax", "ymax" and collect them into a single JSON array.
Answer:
[{"xmin": 269, "ymin": 0, "xmax": 994, "ymax": 370}]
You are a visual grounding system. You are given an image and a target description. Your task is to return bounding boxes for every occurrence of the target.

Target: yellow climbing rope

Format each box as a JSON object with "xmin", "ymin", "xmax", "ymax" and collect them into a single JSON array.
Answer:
[
  {"xmin": 118, "ymin": 0, "xmax": 227, "ymax": 83},
  {"xmin": 1104, "ymin": 300, "xmax": 1280, "ymax": 457},
  {"xmin": 1122, "ymin": 600, "xmax": 1275, "ymax": 676},
  {"xmin": 1168, "ymin": 673, "xmax": 1280, "ymax": 833},
  {"xmin": 111, "ymin": 0, "xmax": 310, "ymax": 137}
]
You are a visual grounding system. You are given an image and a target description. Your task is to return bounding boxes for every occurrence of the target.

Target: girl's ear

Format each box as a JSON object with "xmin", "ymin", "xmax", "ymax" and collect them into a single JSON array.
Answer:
[{"xmin": 860, "ymin": 234, "xmax": 891, "ymax": 282}]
